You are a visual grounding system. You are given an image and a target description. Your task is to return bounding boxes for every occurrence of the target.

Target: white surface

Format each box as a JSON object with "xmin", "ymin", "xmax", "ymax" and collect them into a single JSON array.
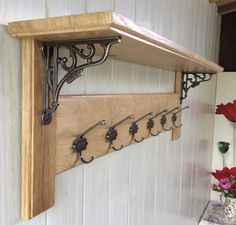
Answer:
[
  {"xmin": 0, "ymin": 0, "xmax": 220, "ymax": 225},
  {"xmin": 211, "ymin": 73, "xmax": 236, "ymax": 201},
  {"xmin": 199, "ymin": 201, "xmax": 234, "ymax": 225}
]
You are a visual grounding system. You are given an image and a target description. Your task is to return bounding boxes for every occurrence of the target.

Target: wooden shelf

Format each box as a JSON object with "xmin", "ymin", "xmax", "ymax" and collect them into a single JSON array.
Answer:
[
  {"xmin": 8, "ymin": 11, "xmax": 223, "ymax": 73},
  {"xmin": 8, "ymin": 11, "xmax": 223, "ymax": 220}
]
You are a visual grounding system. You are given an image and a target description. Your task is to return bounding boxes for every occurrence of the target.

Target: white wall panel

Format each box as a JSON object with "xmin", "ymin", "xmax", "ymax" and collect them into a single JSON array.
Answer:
[
  {"xmin": 134, "ymin": 0, "xmax": 154, "ymax": 30},
  {"xmin": 83, "ymin": 158, "xmax": 110, "ymax": 225},
  {"xmin": 16, "ymin": 215, "xmax": 46, "ymax": 225},
  {"xmin": 212, "ymin": 73, "xmax": 236, "ymax": 200},
  {"xmin": 86, "ymin": 0, "xmax": 113, "ymax": 13},
  {"xmin": 0, "ymin": 2, "xmax": 48, "ymax": 225},
  {"xmin": 0, "ymin": 25, "xmax": 21, "ymax": 225},
  {"xmin": 46, "ymin": 168, "xmax": 84, "ymax": 225},
  {"xmin": 109, "ymin": 150, "xmax": 130, "ymax": 225},
  {"xmin": 114, "ymin": 0, "xmax": 135, "ymax": 20},
  {"xmin": 0, "ymin": 25, "xmax": 47, "ymax": 225},
  {"xmin": 0, "ymin": 0, "xmax": 46, "ymax": 25},
  {"xmin": 129, "ymin": 139, "xmax": 156, "ymax": 225},
  {"xmin": 46, "ymin": 0, "xmax": 85, "ymax": 17},
  {"xmin": 0, "ymin": 1, "xmax": 221, "ymax": 225}
]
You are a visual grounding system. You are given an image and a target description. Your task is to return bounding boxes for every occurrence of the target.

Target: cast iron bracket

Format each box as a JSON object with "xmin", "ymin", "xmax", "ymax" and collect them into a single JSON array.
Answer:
[
  {"xmin": 180, "ymin": 72, "xmax": 215, "ymax": 103},
  {"xmin": 41, "ymin": 36, "xmax": 121, "ymax": 125}
]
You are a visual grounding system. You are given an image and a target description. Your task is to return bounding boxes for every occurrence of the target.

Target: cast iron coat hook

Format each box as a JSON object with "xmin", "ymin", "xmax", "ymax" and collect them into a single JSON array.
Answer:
[
  {"xmin": 72, "ymin": 120, "xmax": 107, "ymax": 163},
  {"xmin": 129, "ymin": 112, "xmax": 154, "ymax": 143},
  {"xmin": 147, "ymin": 109, "xmax": 167, "ymax": 136},
  {"xmin": 160, "ymin": 107, "xmax": 179, "ymax": 131},
  {"xmin": 106, "ymin": 115, "xmax": 134, "ymax": 151},
  {"xmin": 171, "ymin": 106, "xmax": 189, "ymax": 128}
]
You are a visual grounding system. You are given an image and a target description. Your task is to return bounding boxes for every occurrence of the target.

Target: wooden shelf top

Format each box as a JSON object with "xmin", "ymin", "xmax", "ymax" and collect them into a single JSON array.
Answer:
[{"xmin": 8, "ymin": 11, "xmax": 223, "ymax": 73}]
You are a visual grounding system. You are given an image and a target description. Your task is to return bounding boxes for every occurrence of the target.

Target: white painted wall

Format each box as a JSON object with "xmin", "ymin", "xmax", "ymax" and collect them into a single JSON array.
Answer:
[
  {"xmin": 211, "ymin": 73, "xmax": 236, "ymax": 200},
  {"xmin": 0, "ymin": 1, "xmax": 221, "ymax": 225}
]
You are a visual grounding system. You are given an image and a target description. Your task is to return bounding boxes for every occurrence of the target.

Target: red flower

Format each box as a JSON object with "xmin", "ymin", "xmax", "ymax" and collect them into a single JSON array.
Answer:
[
  {"xmin": 212, "ymin": 167, "xmax": 231, "ymax": 180},
  {"xmin": 216, "ymin": 100, "xmax": 236, "ymax": 122},
  {"xmin": 212, "ymin": 167, "xmax": 236, "ymax": 180},
  {"xmin": 230, "ymin": 167, "xmax": 236, "ymax": 179}
]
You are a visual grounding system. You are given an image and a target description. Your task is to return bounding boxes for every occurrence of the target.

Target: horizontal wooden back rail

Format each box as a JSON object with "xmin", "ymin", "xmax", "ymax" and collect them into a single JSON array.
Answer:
[{"xmin": 56, "ymin": 93, "xmax": 181, "ymax": 174}]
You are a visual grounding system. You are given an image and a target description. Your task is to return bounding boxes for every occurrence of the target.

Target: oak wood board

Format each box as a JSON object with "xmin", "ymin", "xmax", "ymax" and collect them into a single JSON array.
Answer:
[
  {"xmin": 21, "ymin": 39, "xmax": 56, "ymax": 220},
  {"xmin": 172, "ymin": 72, "xmax": 182, "ymax": 140},
  {"xmin": 8, "ymin": 11, "xmax": 223, "ymax": 73},
  {"xmin": 56, "ymin": 93, "xmax": 181, "ymax": 174}
]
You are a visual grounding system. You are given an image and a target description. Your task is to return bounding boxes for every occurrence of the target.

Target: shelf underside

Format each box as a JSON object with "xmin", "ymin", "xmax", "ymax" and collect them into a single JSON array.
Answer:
[{"xmin": 8, "ymin": 11, "xmax": 223, "ymax": 73}]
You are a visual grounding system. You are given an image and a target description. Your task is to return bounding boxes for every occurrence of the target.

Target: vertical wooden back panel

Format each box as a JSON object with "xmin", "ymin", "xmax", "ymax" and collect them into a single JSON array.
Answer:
[
  {"xmin": 172, "ymin": 71, "xmax": 182, "ymax": 140},
  {"xmin": 22, "ymin": 39, "xmax": 56, "ymax": 219}
]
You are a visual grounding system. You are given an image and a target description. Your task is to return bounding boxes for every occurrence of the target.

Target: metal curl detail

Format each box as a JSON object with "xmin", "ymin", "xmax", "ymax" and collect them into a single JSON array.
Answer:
[
  {"xmin": 42, "ymin": 36, "xmax": 121, "ymax": 125},
  {"xmin": 181, "ymin": 73, "xmax": 215, "ymax": 103}
]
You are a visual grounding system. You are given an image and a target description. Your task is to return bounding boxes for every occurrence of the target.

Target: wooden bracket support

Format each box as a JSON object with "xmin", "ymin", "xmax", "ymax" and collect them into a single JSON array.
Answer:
[
  {"xmin": 172, "ymin": 72, "xmax": 182, "ymax": 141},
  {"xmin": 22, "ymin": 39, "xmax": 56, "ymax": 219}
]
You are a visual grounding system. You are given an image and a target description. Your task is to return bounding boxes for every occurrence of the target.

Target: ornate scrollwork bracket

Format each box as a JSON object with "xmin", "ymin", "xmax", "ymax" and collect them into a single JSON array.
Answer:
[
  {"xmin": 41, "ymin": 36, "xmax": 121, "ymax": 125},
  {"xmin": 180, "ymin": 72, "xmax": 215, "ymax": 103}
]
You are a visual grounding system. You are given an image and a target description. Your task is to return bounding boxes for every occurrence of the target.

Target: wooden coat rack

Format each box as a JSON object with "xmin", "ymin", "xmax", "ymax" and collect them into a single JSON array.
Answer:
[{"xmin": 8, "ymin": 11, "xmax": 223, "ymax": 220}]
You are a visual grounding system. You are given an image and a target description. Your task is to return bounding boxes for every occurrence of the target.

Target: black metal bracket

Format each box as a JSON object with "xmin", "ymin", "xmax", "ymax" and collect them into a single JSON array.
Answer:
[
  {"xmin": 41, "ymin": 36, "xmax": 121, "ymax": 125},
  {"xmin": 180, "ymin": 73, "xmax": 215, "ymax": 103}
]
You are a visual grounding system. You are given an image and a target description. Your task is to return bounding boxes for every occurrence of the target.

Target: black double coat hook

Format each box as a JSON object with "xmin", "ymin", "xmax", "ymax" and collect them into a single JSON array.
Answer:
[
  {"xmin": 72, "ymin": 106, "xmax": 189, "ymax": 164},
  {"xmin": 171, "ymin": 106, "xmax": 189, "ymax": 128},
  {"xmin": 129, "ymin": 112, "xmax": 154, "ymax": 143},
  {"xmin": 160, "ymin": 107, "xmax": 179, "ymax": 131},
  {"xmin": 72, "ymin": 120, "xmax": 106, "ymax": 163},
  {"xmin": 147, "ymin": 109, "xmax": 167, "ymax": 136},
  {"xmin": 106, "ymin": 115, "xmax": 134, "ymax": 151}
]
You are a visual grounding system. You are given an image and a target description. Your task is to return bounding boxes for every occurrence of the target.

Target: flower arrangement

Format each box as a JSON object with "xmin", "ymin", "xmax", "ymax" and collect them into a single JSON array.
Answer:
[{"xmin": 211, "ymin": 167, "xmax": 236, "ymax": 198}]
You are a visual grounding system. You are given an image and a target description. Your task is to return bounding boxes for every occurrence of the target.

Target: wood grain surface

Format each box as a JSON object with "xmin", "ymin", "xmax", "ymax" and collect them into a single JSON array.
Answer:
[
  {"xmin": 172, "ymin": 72, "xmax": 182, "ymax": 140},
  {"xmin": 8, "ymin": 11, "xmax": 223, "ymax": 73},
  {"xmin": 21, "ymin": 39, "xmax": 56, "ymax": 220},
  {"xmin": 56, "ymin": 93, "xmax": 181, "ymax": 173}
]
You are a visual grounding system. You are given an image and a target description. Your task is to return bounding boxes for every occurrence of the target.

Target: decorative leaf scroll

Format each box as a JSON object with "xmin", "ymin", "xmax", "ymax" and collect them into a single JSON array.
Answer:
[
  {"xmin": 181, "ymin": 73, "xmax": 214, "ymax": 102},
  {"xmin": 42, "ymin": 36, "xmax": 121, "ymax": 125}
]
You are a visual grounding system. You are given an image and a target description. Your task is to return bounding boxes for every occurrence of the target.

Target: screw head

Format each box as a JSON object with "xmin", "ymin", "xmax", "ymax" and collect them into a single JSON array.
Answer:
[
  {"xmin": 42, "ymin": 111, "xmax": 52, "ymax": 125},
  {"xmin": 130, "ymin": 123, "xmax": 139, "ymax": 135},
  {"xmin": 73, "ymin": 137, "xmax": 88, "ymax": 152},
  {"xmin": 147, "ymin": 119, "xmax": 154, "ymax": 129},
  {"xmin": 160, "ymin": 116, "xmax": 167, "ymax": 126},
  {"xmin": 106, "ymin": 128, "xmax": 118, "ymax": 141}
]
